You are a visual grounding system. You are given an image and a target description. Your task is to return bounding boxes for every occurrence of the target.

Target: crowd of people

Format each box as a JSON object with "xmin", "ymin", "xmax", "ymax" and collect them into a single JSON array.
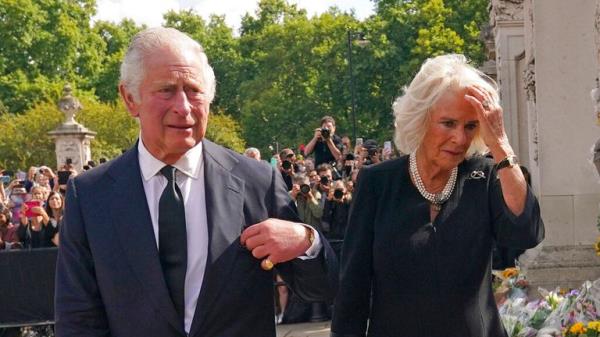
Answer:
[{"xmin": 243, "ymin": 115, "xmax": 398, "ymax": 324}]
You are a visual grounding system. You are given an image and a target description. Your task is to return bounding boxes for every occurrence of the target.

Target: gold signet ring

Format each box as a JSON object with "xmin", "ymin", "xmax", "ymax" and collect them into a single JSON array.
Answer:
[{"xmin": 261, "ymin": 259, "xmax": 274, "ymax": 271}]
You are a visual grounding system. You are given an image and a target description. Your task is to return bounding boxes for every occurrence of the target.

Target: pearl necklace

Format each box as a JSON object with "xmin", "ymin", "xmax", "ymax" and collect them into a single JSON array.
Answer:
[{"xmin": 409, "ymin": 151, "xmax": 458, "ymax": 211}]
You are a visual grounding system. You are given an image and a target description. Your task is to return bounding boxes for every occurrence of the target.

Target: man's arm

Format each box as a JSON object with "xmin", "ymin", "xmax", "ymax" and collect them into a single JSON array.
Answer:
[
  {"xmin": 325, "ymin": 137, "xmax": 342, "ymax": 162},
  {"xmin": 55, "ymin": 178, "xmax": 110, "ymax": 337},
  {"xmin": 240, "ymin": 166, "xmax": 338, "ymax": 303},
  {"xmin": 303, "ymin": 128, "xmax": 321, "ymax": 156}
]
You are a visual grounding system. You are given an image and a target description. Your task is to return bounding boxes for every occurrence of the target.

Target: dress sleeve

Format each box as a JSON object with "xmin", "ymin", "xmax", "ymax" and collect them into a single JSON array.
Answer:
[
  {"xmin": 331, "ymin": 168, "xmax": 376, "ymax": 337},
  {"xmin": 489, "ymin": 166, "xmax": 545, "ymax": 249}
]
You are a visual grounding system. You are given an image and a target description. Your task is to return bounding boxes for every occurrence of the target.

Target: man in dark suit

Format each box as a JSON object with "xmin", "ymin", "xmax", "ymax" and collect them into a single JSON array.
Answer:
[{"xmin": 55, "ymin": 27, "xmax": 337, "ymax": 337}]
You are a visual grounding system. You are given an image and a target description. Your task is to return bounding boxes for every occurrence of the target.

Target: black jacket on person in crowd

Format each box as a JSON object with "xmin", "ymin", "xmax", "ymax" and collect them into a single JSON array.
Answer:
[
  {"xmin": 322, "ymin": 199, "xmax": 350, "ymax": 240},
  {"xmin": 331, "ymin": 155, "xmax": 544, "ymax": 337},
  {"xmin": 55, "ymin": 139, "xmax": 338, "ymax": 337}
]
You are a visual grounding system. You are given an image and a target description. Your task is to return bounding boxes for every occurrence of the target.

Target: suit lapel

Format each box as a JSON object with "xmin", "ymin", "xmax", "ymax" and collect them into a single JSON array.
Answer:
[
  {"xmin": 108, "ymin": 146, "xmax": 186, "ymax": 335},
  {"xmin": 188, "ymin": 140, "xmax": 245, "ymax": 337}
]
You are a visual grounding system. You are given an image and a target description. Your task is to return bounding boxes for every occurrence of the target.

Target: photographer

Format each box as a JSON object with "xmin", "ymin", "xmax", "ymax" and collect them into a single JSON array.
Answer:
[
  {"xmin": 304, "ymin": 116, "xmax": 343, "ymax": 167},
  {"xmin": 322, "ymin": 180, "xmax": 352, "ymax": 259},
  {"xmin": 289, "ymin": 174, "xmax": 324, "ymax": 232},
  {"xmin": 279, "ymin": 148, "xmax": 296, "ymax": 191}
]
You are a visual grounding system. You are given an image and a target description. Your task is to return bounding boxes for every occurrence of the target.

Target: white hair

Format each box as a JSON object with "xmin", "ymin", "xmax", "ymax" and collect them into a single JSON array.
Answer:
[
  {"xmin": 119, "ymin": 27, "xmax": 216, "ymax": 103},
  {"xmin": 244, "ymin": 147, "xmax": 261, "ymax": 159},
  {"xmin": 392, "ymin": 54, "xmax": 498, "ymax": 157}
]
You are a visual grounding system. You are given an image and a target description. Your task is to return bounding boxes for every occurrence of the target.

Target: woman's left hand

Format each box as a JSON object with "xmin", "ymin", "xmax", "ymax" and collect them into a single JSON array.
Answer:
[{"xmin": 464, "ymin": 86, "xmax": 511, "ymax": 155}]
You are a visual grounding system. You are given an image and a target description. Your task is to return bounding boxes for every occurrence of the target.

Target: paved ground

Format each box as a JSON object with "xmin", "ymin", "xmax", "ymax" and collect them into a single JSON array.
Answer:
[{"xmin": 276, "ymin": 321, "xmax": 331, "ymax": 337}]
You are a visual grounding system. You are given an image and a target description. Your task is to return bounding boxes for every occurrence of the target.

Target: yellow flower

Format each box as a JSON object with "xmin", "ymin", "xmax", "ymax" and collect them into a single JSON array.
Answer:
[
  {"xmin": 569, "ymin": 322, "xmax": 587, "ymax": 334},
  {"xmin": 502, "ymin": 268, "xmax": 518, "ymax": 279},
  {"xmin": 588, "ymin": 321, "xmax": 600, "ymax": 331}
]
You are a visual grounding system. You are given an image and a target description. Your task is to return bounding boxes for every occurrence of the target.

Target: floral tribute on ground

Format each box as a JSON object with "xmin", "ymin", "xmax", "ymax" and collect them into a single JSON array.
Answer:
[{"xmin": 494, "ymin": 266, "xmax": 600, "ymax": 337}]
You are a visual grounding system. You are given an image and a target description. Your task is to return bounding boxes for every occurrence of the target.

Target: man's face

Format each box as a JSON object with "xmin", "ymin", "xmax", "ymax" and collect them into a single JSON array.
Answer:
[
  {"xmin": 120, "ymin": 45, "xmax": 210, "ymax": 164},
  {"xmin": 321, "ymin": 121, "xmax": 335, "ymax": 135}
]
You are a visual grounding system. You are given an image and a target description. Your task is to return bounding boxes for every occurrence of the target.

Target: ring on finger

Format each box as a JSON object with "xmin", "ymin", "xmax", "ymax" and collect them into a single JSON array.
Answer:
[{"xmin": 261, "ymin": 259, "xmax": 274, "ymax": 271}]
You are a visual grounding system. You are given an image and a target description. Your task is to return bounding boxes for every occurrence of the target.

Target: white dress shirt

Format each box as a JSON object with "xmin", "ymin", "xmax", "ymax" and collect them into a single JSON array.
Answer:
[
  {"xmin": 137, "ymin": 139, "xmax": 322, "ymax": 334},
  {"xmin": 138, "ymin": 140, "xmax": 207, "ymax": 333}
]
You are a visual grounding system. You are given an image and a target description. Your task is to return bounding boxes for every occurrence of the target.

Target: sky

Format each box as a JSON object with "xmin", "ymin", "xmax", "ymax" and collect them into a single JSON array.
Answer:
[{"xmin": 94, "ymin": 0, "xmax": 375, "ymax": 32}]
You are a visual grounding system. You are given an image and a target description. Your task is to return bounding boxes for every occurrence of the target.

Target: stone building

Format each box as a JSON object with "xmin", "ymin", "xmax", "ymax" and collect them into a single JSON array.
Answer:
[{"xmin": 489, "ymin": 0, "xmax": 600, "ymax": 290}]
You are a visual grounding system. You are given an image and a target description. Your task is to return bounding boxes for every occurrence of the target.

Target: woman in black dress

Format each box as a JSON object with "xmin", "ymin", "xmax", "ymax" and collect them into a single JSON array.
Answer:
[{"xmin": 331, "ymin": 54, "xmax": 544, "ymax": 337}]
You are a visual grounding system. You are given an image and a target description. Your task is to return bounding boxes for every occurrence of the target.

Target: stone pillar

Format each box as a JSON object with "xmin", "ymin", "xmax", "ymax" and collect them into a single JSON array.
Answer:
[
  {"xmin": 48, "ymin": 85, "xmax": 96, "ymax": 173},
  {"xmin": 490, "ymin": 0, "xmax": 527, "ymax": 164},
  {"xmin": 492, "ymin": 0, "xmax": 600, "ymax": 291}
]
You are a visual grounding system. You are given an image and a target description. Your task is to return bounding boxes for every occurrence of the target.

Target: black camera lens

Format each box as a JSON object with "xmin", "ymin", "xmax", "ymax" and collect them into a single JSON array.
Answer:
[
  {"xmin": 281, "ymin": 160, "xmax": 292, "ymax": 170},
  {"xmin": 345, "ymin": 153, "xmax": 355, "ymax": 161},
  {"xmin": 300, "ymin": 184, "xmax": 311, "ymax": 194},
  {"xmin": 320, "ymin": 176, "xmax": 329, "ymax": 185},
  {"xmin": 333, "ymin": 189, "xmax": 344, "ymax": 199},
  {"xmin": 320, "ymin": 128, "xmax": 330, "ymax": 139},
  {"xmin": 368, "ymin": 148, "xmax": 378, "ymax": 157}
]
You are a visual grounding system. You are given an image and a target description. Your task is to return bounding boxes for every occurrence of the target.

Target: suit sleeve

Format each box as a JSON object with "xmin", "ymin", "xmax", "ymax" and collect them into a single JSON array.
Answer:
[
  {"xmin": 267, "ymin": 166, "xmax": 339, "ymax": 303},
  {"xmin": 55, "ymin": 178, "xmax": 110, "ymax": 337},
  {"xmin": 489, "ymin": 166, "xmax": 545, "ymax": 249},
  {"xmin": 330, "ymin": 168, "xmax": 376, "ymax": 337}
]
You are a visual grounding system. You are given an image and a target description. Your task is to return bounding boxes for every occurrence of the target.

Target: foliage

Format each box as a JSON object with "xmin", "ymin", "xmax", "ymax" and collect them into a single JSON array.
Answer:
[
  {"xmin": 0, "ymin": 0, "xmax": 491, "ymax": 159},
  {"xmin": 205, "ymin": 112, "xmax": 246, "ymax": 153}
]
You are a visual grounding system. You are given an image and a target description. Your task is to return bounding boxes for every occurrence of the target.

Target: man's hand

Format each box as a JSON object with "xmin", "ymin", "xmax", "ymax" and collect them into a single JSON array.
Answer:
[
  {"xmin": 313, "ymin": 128, "xmax": 322, "ymax": 141},
  {"xmin": 240, "ymin": 219, "xmax": 312, "ymax": 269}
]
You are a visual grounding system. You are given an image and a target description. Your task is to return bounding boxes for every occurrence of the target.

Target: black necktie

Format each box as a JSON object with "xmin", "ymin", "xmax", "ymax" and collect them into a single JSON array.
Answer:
[{"xmin": 158, "ymin": 165, "xmax": 187, "ymax": 320}]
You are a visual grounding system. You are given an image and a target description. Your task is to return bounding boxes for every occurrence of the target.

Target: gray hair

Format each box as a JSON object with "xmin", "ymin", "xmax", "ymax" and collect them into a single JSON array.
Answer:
[
  {"xmin": 392, "ymin": 54, "xmax": 497, "ymax": 156},
  {"xmin": 120, "ymin": 27, "xmax": 216, "ymax": 103},
  {"xmin": 244, "ymin": 147, "xmax": 261, "ymax": 159}
]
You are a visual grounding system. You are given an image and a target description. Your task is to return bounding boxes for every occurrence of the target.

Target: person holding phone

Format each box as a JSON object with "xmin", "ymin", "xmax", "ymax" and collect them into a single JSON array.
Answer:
[{"xmin": 17, "ymin": 186, "xmax": 54, "ymax": 249}]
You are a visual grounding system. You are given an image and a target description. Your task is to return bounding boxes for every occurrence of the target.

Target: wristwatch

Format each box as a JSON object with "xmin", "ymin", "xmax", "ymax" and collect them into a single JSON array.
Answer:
[{"xmin": 496, "ymin": 155, "xmax": 519, "ymax": 170}]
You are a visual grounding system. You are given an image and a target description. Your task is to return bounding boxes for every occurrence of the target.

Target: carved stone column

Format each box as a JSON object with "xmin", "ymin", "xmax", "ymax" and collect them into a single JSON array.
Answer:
[
  {"xmin": 48, "ymin": 84, "xmax": 96, "ymax": 173},
  {"xmin": 490, "ymin": 0, "xmax": 526, "ymax": 162}
]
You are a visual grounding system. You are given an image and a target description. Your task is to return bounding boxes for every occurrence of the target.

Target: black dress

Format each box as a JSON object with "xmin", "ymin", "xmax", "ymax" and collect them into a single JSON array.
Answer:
[{"xmin": 331, "ymin": 155, "xmax": 544, "ymax": 337}]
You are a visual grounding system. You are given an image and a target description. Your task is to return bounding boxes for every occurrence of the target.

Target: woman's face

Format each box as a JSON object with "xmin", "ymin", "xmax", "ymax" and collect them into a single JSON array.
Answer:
[
  {"xmin": 419, "ymin": 88, "xmax": 479, "ymax": 171},
  {"xmin": 48, "ymin": 194, "xmax": 63, "ymax": 210},
  {"xmin": 31, "ymin": 189, "xmax": 44, "ymax": 201}
]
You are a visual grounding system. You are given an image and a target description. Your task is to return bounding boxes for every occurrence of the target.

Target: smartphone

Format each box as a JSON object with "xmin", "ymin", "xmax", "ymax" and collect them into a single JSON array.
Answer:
[
  {"xmin": 384, "ymin": 141, "xmax": 392, "ymax": 152},
  {"xmin": 24, "ymin": 200, "xmax": 43, "ymax": 218},
  {"xmin": 58, "ymin": 170, "xmax": 71, "ymax": 185},
  {"xmin": 356, "ymin": 138, "xmax": 364, "ymax": 148},
  {"xmin": 0, "ymin": 176, "xmax": 10, "ymax": 185},
  {"xmin": 269, "ymin": 156, "xmax": 278, "ymax": 168}
]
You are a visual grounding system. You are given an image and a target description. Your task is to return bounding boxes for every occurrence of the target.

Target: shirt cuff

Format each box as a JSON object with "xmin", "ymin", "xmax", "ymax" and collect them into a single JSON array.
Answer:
[{"xmin": 298, "ymin": 225, "xmax": 322, "ymax": 260}]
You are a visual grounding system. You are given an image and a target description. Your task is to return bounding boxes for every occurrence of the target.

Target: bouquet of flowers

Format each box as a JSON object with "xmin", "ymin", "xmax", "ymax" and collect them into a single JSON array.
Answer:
[{"xmin": 495, "ymin": 272, "xmax": 600, "ymax": 337}]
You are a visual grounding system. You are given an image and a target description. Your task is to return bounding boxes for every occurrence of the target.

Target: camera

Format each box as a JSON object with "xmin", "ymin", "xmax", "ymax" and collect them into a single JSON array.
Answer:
[
  {"xmin": 333, "ymin": 189, "xmax": 344, "ymax": 200},
  {"xmin": 65, "ymin": 158, "xmax": 73, "ymax": 165},
  {"xmin": 320, "ymin": 128, "xmax": 330, "ymax": 139},
  {"xmin": 345, "ymin": 153, "xmax": 355, "ymax": 161},
  {"xmin": 300, "ymin": 184, "xmax": 311, "ymax": 195},
  {"xmin": 281, "ymin": 160, "xmax": 292, "ymax": 171},
  {"xmin": 320, "ymin": 176, "xmax": 329, "ymax": 185}
]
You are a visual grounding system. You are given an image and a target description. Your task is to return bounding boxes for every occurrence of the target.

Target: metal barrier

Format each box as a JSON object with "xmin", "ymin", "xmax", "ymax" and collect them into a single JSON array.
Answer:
[{"xmin": 0, "ymin": 248, "xmax": 57, "ymax": 328}]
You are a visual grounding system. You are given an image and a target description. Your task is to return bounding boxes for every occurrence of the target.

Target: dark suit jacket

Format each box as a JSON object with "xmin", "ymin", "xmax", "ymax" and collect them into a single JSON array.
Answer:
[
  {"xmin": 331, "ymin": 155, "xmax": 544, "ymax": 337},
  {"xmin": 55, "ymin": 140, "xmax": 337, "ymax": 337}
]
